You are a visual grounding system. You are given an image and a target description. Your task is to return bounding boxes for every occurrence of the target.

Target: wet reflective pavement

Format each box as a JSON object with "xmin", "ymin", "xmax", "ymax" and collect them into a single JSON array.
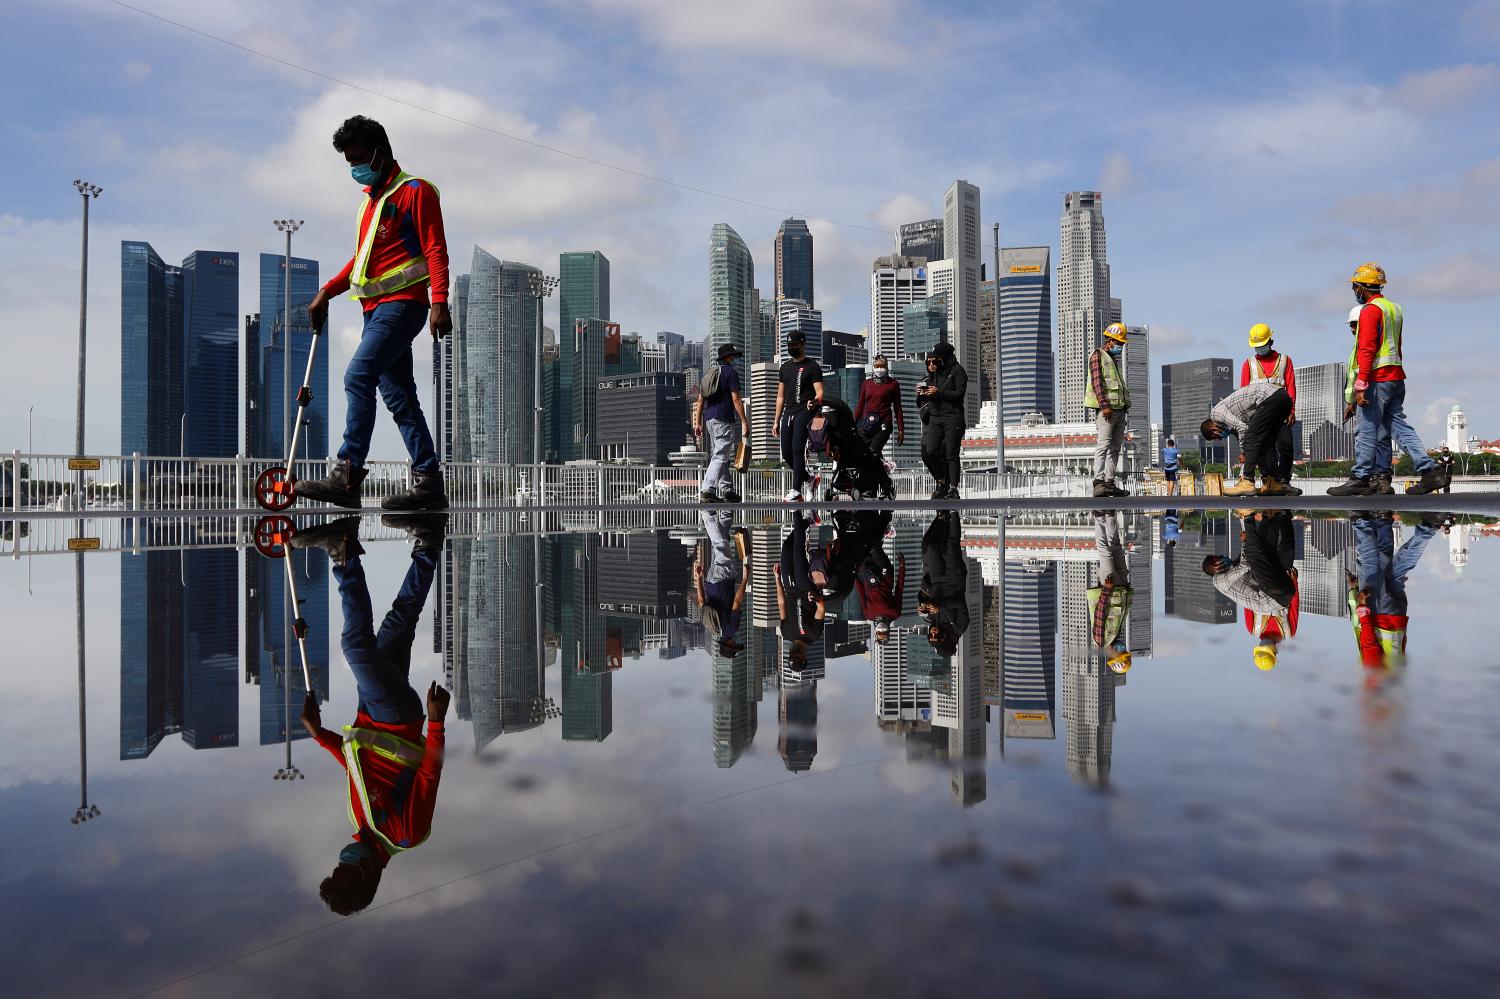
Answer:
[{"xmin": 4, "ymin": 507, "xmax": 1500, "ymax": 997}]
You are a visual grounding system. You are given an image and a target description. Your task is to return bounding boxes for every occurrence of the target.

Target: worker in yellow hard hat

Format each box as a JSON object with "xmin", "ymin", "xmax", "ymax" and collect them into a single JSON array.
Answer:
[
  {"xmin": 1329, "ymin": 263, "xmax": 1448, "ymax": 497},
  {"xmin": 1085, "ymin": 322, "xmax": 1131, "ymax": 497},
  {"xmin": 1252, "ymin": 643, "xmax": 1278, "ymax": 671},
  {"xmin": 1241, "ymin": 323, "xmax": 1301, "ymax": 496},
  {"xmin": 1106, "ymin": 648, "xmax": 1132, "ymax": 674}
]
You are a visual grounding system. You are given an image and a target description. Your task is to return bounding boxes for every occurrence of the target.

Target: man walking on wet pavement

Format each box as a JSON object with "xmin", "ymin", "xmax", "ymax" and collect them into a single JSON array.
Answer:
[
  {"xmin": 295, "ymin": 514, "xmax": 450, "ymax": 915},
  {"xmin": 695, "ymin": 342, "xmax": 750, "ymax": 503},
  {"xmin": 1200, "ymin": 380, "xmax": 1294, "ymax": 496},
  {"xmin": 1329, "ymin": 263, "xmax": 1447, "ymax": 498},
  {"xmin": 772, "ymin": 329, "xmax": 825, "ymax": 502},
  {"xmin": 918, "ymin": 341, "xmax": 968, "ymax": 499},
  {"xmin": 1088, "ymin": 511, "xmax": 1133, "ymax": 674},
  {"xmin": 300, "ymin": 115, "xmax": 452, "ymax": 512}
]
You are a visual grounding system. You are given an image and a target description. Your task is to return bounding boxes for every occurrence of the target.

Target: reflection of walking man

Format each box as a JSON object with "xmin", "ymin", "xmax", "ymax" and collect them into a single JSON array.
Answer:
[
  {"xmin": 296, "ymin": 516, "xmax": 449, "ymax": 915},
  {"xmin": 1347, "ymin": 512, "xmax": 1440, "ymax": 669},
  {"xmin": 696, "ymin": 510, "xmax": 748, "ymax": 656},
  {"xmin": 918, "ymin": 511, "xmax": 970, "ymax": 657}
]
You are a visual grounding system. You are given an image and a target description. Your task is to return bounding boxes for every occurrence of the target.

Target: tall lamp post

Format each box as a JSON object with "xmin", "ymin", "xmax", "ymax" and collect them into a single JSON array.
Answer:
[
  {"xmin": 526, "ymin": 273, "xmax": 559, "ymax": 480},
  {"xmin": 73, "ymin": 180, "xmax": 101, "ymax": 466},
  {"xmin": 273, "ymin": 220, "xmax": 304, "ymax": 469},
  {"xmin": 71, "ymin": 180, "xmax": 101, "ymax": 827}
]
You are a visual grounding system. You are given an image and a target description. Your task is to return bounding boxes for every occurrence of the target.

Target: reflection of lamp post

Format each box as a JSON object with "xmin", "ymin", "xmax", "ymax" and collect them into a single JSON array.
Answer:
[{"xmin": 71, "ymin": 552, "xmax": 99, "ymax": 825}]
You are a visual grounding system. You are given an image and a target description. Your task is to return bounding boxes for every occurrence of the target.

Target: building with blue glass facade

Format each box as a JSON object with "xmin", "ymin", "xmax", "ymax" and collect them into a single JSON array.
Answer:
[
  {"xmin": 245, "ymin": 548, "xmax": 329, "ymax": 745},
  {"xmin": 465, "ymin": 250, "xmax": 540, "ymax": 465},
  {"xmin": 709, "ymin": 224, "xmax": 755, "ymax": 359},
  {"xmin": 557, "ymin": 251, "xmax": 610, "ymax": 462},
  {"xmin": 253, "ymin": 253, "xmax": 324, "ymax": 460},
  {"xmin": 775, "ymin": 218, "xmax": 814, "ymax": 306},
  {"xmin": 903, "ymin": 293, "xmax": 948, "ymax": 356},
  {"xmin": 181, "ymin": 252, "xmax": 240, "ymax": 457},
  {"xmin": 998, "ymin": 246, "xmax": 1054, "ymax": 423},
  {"xmin": 120, "ymin": 241, "xmax": 183, "ymax": 456}
]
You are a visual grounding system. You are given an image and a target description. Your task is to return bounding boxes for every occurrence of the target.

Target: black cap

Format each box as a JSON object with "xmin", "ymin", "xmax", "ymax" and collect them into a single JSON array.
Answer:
[
  {"xmin": 786, "ymin": 329, "xmax": 806, "ymax": 344},
  {"xmin": 717, "ymin": 342, "xmax": 743, "ymax": 361}
]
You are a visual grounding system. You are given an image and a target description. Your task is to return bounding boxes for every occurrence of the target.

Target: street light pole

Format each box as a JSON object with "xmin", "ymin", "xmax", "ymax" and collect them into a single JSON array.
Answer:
[
  {"xmin": 73, "ymin": 181, "xmax": 101, "ymax": 462},
  {"xmin": 274, "ymin": 220, "xmax": 304, "ymax": 467}
]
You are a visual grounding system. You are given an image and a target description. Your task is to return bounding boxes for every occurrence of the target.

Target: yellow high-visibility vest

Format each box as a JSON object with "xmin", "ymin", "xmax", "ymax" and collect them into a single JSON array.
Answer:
[
  {"xmin": 1344, "ymin": 298, "xmax": 1404, "ymax": 403},
  {"xmin": 348, "ymin": 172, "xmax": 441, "ymax": 301},
  {"xmin": 1083, "ymin": 349, "xmax": 1129, "ymax": 410},
  {"xmin": 340, "ymin": 726, "xmax": 430, "ymax": 854}
]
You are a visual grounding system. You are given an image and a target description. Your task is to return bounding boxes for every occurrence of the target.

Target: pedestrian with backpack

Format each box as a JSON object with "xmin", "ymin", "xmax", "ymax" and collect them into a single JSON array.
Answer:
[{"xmin": 694, "ymin": 342, "xmax": 750, "ymax": 502}]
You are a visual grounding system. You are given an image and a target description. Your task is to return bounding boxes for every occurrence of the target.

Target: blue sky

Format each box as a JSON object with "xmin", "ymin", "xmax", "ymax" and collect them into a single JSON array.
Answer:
[{"xmin": 4, "ymin": 0, "xmax": 1499, "ymax": 454}]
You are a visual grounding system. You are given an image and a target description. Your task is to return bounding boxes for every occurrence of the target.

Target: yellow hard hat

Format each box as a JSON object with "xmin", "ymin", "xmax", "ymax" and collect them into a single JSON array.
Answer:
[
  {"xmin": 1248, "ymin": 323, "xmax": 1273, "ymax": 348},
  {"xmin": 1253, "ymin": 644, "xmax": 1278, "ymax": 671},
  {"xmin": 1103, "ymin": 322, "xmax": 1128, "ymax": 344},
  {"xmin": 1351, "ymin": 262, "xmax": 1386, "ymax": 287},
  {"xmin": 1106, "ymin": 649, "xmax": 1132, "ymax": 673}
]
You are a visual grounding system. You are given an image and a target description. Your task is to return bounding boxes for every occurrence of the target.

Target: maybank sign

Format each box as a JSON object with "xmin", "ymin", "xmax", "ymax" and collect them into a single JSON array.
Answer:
[{"xmin": 1009, "ymin": 265, "xmax": 1042, "ymax": 274}]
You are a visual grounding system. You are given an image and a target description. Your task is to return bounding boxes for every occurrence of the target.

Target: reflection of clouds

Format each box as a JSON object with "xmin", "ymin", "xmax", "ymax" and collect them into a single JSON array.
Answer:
[{"xmin": 1147, "ymin": 632, "xmax": 1200, "ymax": 660}]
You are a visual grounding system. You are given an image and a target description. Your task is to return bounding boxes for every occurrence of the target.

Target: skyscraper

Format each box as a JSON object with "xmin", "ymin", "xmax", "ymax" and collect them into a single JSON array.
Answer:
[
  {"xmin": 999, "ymin": 563, "xmax": 1058, "ymax": 739},
  {"xmin": 709, "ymin": 224, "xmax": 755, "ymax": 358},
  {"xmin": 572, "ymin": 319, "xmax": 612, "ymax": 459},
  {"xmin": 1298, "ymin": 360, "xmax": 1356, "ymax": 461},
  {"xmin": 1124, "ymin": 325, "xmax": 1151, "ymax": 477},
  {"xmin": 902, "ymin": 293, "xmax": 948, "ymax": 356},
  {"xmin": 776, "ymin": 298, "xmax": 823, "ymax": 363},
  {"xmin": 869, "ymin": 255, "xmax": 928, "ymax": 360},
  {"xmin": 775, "ymin": 218, "xmax": 814, "ymax": 306},
  {"xmin": 899, "ymin": 218, "xmax": 944, "ymax": 263},
  {"xmin": 1162, "ymin": 357, "xmax": 1235, "ymax": 462},
  {"xmin": 998, "ymin": 246, "xmax": 1053, "ymax": 423},
  {"xmin": 754, "ymin": 295, "xmax": 776, "ymax": 365},
  {"xmin": 119, "ymin": 546, "xmax": 182, "ymax": 759},
  {"xmin": 181, "ymin": 251, "xmax": 240, "ymax": 457},
  {"xmin": 558, "ymin": 251, "xmax": 610, "ymax": 462},
  {"xmin": 942, "ymin": 180, "xmax": 982, "ymax": 425},
  {"xmin": 254, "ymin": 253, "xmax": 324, "ymax": 461},
  {"xmin": 120, "ymin": 241, "xmax": 183, "ymax": 457},
  {"xmin": 435, "ymin": 271, "xmax": 471, "ymax": 463},
  {"xmin": 1057, "ymin": 192, "xmax": 1111, "ymax": 423},
  {"xmin": 466, "ymin": 249, "xmax": 540, "ymax": 465}
]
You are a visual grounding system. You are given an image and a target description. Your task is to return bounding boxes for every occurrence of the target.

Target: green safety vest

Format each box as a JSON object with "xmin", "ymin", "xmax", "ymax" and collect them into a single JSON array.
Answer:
[
  {"xmin": 1346, "ymin": 592, "xmax": 1407, "ymax": 663},
  {"xmin": 341, "ymin": 726, "xmax": 431, "ymax": 855},
  {"xmin": 1344, "ymin": 298, "xmax": 1403, "ymax": 404},
  {"xmin": 1083, "ymin": 349, "xmax": 1129, "ymax": 411},
  {"xmin": 348, "ymin": 172, "xmax": 442, "ymax": 301},
  {"xmin": 1086, "ymin": 584, "xmax": 1132, "ymax": 647},
  {"xmin": 1249, "ymin": 352, "xmax": 1289, "ymax": 387}
]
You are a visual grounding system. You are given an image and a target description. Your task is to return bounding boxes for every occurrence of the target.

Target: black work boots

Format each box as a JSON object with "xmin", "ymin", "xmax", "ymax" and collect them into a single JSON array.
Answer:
[
  {"xmin": 297, "ymin": 461, "xmax": 368, "ymax": 509},
  {"xmin": 382, "ymin": 471, "xmax": 449, "ymax": 511},
  {"xmin": 289, "ymin": 516, "xmax": 364, "ymax": 566}
]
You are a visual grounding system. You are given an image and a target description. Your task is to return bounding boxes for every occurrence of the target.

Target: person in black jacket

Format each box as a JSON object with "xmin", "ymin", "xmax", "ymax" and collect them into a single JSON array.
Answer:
[
  {"xmin": 917, "ymin": 341, "xmax": 968, "ymax": 499},
  {"xmin": 918, "ymin": 511, "xmax": 970, "ymax": 657}
]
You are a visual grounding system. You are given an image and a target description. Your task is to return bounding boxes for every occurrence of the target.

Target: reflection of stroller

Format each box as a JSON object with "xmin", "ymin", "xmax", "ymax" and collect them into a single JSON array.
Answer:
[{"xmin": 808, "ymin": 398, "xmax": 896, "ymax": 501}]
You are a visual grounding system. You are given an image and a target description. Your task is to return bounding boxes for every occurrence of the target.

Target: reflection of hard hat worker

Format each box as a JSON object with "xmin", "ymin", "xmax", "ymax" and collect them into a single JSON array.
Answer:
[
  {"xmin": 1253, "ymin": 643, "xmax": 1278, "ymax": 671},
  {"xmin": 1106, "ymin": 641, "xmax": 1132, "ymax": 674}
]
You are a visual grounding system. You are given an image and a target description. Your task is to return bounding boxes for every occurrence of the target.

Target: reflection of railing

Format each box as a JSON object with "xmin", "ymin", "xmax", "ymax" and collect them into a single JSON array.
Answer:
[{"xmin": 3, "ymin": 450, "xmax": 1094, "ymax": 514}]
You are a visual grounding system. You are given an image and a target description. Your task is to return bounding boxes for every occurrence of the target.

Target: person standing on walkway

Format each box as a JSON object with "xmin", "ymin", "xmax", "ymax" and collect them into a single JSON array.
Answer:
[
  {"xmin": 1436, "ymin": 445, "xmax": 1456, "ymax": 494},
  {"xmin": 918, "ymin": 341, "xmax": 968, "ymax": 499},
  {"xmin": 301, "ymin": 115, "xmax": 451, "ymax": 511},
  {"xmin": 694, "ymin": 342, "xmax": 750, "ymax": 503},
  {"xmin": 1200, "ymin": 380, "xmax": 1295, "ymax": 496},
  {"xmin": 1241, "ymin": 323, "xmax": 1301, "ymax": 496},
  {"xmin": 1328, "ymin": 263, "xmax": 1447, "ymax": 497},
  {"xmin": 771, "ymin": 330, "xmax": 824, "ymax": 502},
  {"xmin": 1085, "ymin": 322, "xmax": 1131, "ymax": 498},
  {"xmin": 1161, "ymin": 436, "xmax": 1180, "ymax": 496},
  {"xmin": 854, "ymin": 354, "xmax": 905, "ymax": 467}
]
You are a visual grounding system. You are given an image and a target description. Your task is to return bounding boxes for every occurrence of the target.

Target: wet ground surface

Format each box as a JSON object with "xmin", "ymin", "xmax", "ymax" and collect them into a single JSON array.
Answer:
[{"xmin": 4, "ymin": 505, "xmax": 1500, "ymax": 997}]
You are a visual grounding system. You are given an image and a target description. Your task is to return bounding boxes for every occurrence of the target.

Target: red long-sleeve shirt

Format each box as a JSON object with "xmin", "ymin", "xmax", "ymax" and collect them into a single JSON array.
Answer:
[
  {"xmin": 1243, "ymin": 588, "xmax": 1299, "ymax": 640},
  {"xmin": 856, "ymin": 558, "xmax": 905, "ymax": 620},
  {"xmin": 1353, "ymin": 296, "xmax": 1404, "ymax": 391},
  {"xmin": 854, "ymin": 378, "xmax": 905, "ymax": 436},
  {"xmin": 1240, "ymin": 351, "xmax": 1297, "ymax": 413},
  {"xmin": 315, "ymin": 711, "xmax": 445, "ymax": 859},
  {"xmin": 1354, "ymin": 607, "xmax": 1408, "ymax": 668},
  {"xmin": 322, "ymin": 163, "xmax": 450, "ymax": 312}
]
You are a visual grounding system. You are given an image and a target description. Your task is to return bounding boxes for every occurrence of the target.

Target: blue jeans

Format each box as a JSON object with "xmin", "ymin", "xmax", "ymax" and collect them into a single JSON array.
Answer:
[
  {"xmin": 339, "ymin": 299, "xmax": 439, "ymax": 473},
  {"xmin": 1354, "ymin": 517, "xmax": 1436, "ymax": 618},
  {"xmin": 1353, "ymin": 380, "xmax": 1434, "ymax": 478},
  {"xmin": 335, "ymin": 550, "xmax": 436, "ymax": 724}
]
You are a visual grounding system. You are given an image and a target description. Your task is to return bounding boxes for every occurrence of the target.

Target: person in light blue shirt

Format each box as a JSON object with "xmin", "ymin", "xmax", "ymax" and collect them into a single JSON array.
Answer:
[{"xmin": 1161, "ymin": 437, "xmax": 1180, "ymax": 496}]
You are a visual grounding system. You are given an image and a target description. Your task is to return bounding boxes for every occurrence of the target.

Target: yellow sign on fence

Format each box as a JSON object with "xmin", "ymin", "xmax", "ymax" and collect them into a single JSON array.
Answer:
[
  {"xmin": 67, "ymin": 537, "xmax": 102, "ymax": 551},
  {"xmin": 66, "ymin": 458, "xmax": 101, "ymax": 471}
]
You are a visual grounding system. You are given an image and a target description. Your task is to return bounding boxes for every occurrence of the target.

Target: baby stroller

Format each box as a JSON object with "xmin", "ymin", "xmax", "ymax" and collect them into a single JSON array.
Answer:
[{"xmin": 809, "ymin": 398, "xmax": 896, "ymax": 501}]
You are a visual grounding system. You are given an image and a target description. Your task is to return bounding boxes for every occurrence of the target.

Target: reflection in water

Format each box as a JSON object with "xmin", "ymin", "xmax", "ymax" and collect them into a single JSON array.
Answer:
[
  {"xmin": 1201, "ymin": 511, "xmax": 1300, "ymax": 672},
  {"xmin": 294, "ymin": 515, "xmax": 451, "ymax": 916}
]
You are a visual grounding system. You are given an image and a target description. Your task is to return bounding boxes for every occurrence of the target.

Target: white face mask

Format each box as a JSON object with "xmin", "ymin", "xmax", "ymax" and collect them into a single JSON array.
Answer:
[{"xmin": 873, "ymin": 368, "xmax": 889, "ymax": 380}]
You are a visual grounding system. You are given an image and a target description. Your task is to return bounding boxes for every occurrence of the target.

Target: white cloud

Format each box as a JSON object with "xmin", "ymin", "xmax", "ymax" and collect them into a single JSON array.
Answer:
[
  {"xmin": 122, "ymin": 60, "xmax": 152, "ymax": 80},
  {"xmin": 1404, "ymin": 254, "xmax": 1500, "ymax": 301},
  {"xmin": 1099, "ymin": 151, "xmax": 1131, "ymax": 198},
  {"xmin": 870, "ymin": 194, "xmax": 932, "ymax": 235},
  {"xmin": 1321, "ymin": 157, "xmax": 1500, "ymax": 244},
  {"xmin": 1390, "ymin": 63, "xmax": 1500, "ymax": 111},
  {"xmin": 583, "ymin": 0, "xmax": 918, "ymax": 67},
  {"xmin": 1148, "ymin": 324, "xmax": 1194, "ymax": 349}
]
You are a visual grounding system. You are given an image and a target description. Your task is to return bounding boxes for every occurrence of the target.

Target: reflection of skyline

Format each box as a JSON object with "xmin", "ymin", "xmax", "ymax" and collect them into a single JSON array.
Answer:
[
  {"xmin": 246, "ymin": 547, "xmax": 329, "ymax": 745},
  {"xmin": 1165, "ymin": 513, "xmax": 1236, "ymax": 624}
]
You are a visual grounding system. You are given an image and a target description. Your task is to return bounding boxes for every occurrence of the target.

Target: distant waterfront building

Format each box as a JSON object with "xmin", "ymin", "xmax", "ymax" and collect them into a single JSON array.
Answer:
[
  {"xmin": 571, "ymin": 319, "xmax": 614, "ymax": 459},
  {"xmin": 1447, "ymin": 404, "xmax": 1469, "ymax": 453},
  {"xmin": 1162, "ymin": 357, "xmax": 1235, "ymax": 463},
  {"xmin": 438, "ymin": 272, "xmax": 472, "ymax": 462},
  {"xmin": 245, "ymin": 547, "xmax": 328, "ymax": 745},
  {"xmin": 870, "ymin": 255, "xmax": 928, "ymax": 360},
  {"xmin": 1124, "ymin": 324, "xmax": 1151, "ymax": 475},
  {"xmin": 755, "ymin": 296, "xmax": 777, "ymax": 365},
  {"xmin": 822, "ymin": 330, "xmax": 865, "ymax": 370},
  {"xmin": 1057, "ymin": 192, "xmax": 1111, "ymax": 423},
  {"xmin": 597, "ymin": 371, "xmax": 688, "ymax": 465},
  {"xmin": 979, "ymin": 277, "xmax": 997, "ymax": 403},
  {"xmin": 776, "ymin": 298, "xmax": 823, "ymax": 363},
  {"xmin": 748, "ymin": 361, "xmax": 779, "ymax": 446},
  {"xmin": 1164, "ymin": 515, "xmax": 1236, "ymax": 624},
  {"xmin": 558, "ymin": 252, "xmax": 610, "ymax": 461},
  {"xmin": 709, "ymin": 223, "xmax": 755, "ymax": 358},
  {"xmin": 120, "ymin": 241, "xmax": 183, "ymax": 457},
  {"xmin": 902, "ymin": 293, "xmax": 949, "ymax": 356},
  {"xmin": 180, "ymin": 251, "xmax": 240, "ymax": 457},
  {"xmin": 1298, "ymin": 360, "xmax": 1356, "ymax": 461},
  {"xmin": 899, "ymin": 218, "xmax": 944, "ymax": 264},
  {"xmin": 942, "ymin": 180, "xmax": 982, "ymax": 425},
  {"xmin": 998, "ymin": 246, "xmax": 1054, "ymax": 423},
  {"xmin": 466, "ymin": 250, "xmax": 540, "ymax": 465},
  {"xmin": 775, "ymin": 218, "xmax": 814, "ymax": 306},
  {"xmin": 254, "ymin": 253, "xmax": 324, "ymax": 460}
]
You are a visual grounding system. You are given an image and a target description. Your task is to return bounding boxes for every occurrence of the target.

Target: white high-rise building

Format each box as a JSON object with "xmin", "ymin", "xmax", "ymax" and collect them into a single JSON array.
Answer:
[
  {"xmin": 869, "ymin": 255, "xmax": 928, "ymax": 360},
  {"xmin": 1447, "ymin": 404, "xmax": 1468, "ymax": 453},
  {"xmin": 943, "ymin": 179, "xmax": 982, "ymax": 425},
  {"xmin": 1124, "ymin": 324, "xmax": 1151, "ymax": 477},
  {"xmin": 775, "ymin": 298, "xmax": 823, "ymax": 363},
  {"xmin": 1057, "ymin": 191, "xmax": 1111, "ymax": 423}
]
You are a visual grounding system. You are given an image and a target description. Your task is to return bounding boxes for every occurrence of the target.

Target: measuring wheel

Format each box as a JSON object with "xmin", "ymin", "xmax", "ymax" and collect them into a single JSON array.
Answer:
[
  {"xmin": 255, "ymin": 466, "xmax": 296, "ymax": 511},
  {"xmin": 253, "ymin": 515, "xmax": 297, "ymax": 559}
]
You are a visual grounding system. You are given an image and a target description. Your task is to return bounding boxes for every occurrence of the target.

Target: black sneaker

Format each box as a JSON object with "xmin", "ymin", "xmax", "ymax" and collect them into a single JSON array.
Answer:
[
  {"xmin": 930, "ymin": 483, "xmax": 949, "ymax": 501},
  {"xmin": 289, "ymin": 515, "xmax": 363, "ymax": 565},
  {"xmin": 1105, "ymin": 481, "xmax": 1130, "ymax": 497},
  {"xmin": 1327, "ymin": 476, "xmax": 1373, "ymax": 497},
  {"xmin": 1370, "ymin": 474, "xmax": 1396, "ymax": 496},
  {"xmin": 296, "ymin": 460, "xmax": 368, "ymax": 509},
  {"xmin": 381, "ymin": 513, "xmax": 448, "ymax": 554},
  {"xmin": 1406, "ymin": 466, "xmax": 1447, "ymax": 495},
  {"xmin": 720, "ymin": 489, "xmax": 743, "ymax": 503},
  {"xmin": 1092, "ymin": 479, "xmax": 1114, "ymax": 498},
  {"xmin": 699, "ymin": 491, "xmax": 719, "ymax": 503},
  {"xmin": 382, "ymin": 470, "xmax": 449, "ymax": 511},
  {"xmin": 946, "ymin": 485, "xmax": 962, "ymax": 500}
]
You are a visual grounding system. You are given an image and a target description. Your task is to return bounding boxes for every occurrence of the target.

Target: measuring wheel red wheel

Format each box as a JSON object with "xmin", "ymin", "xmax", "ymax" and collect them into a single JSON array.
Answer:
[
  {"xmin": 253, "ymin": 516, "xmax": 297, "ymax": 559},
  {"xmin": 255, "ymin": 466, "xmax": 296, "ymax": 511}
]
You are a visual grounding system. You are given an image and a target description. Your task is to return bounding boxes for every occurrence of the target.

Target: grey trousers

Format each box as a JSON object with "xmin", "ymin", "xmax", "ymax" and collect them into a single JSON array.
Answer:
[
  {"xmin": 1095, "ymin": 512, "xmax": 1128, "ymax": 585},
  {"xmin": 703, "ymin": 418, "xmax": 739, "ymax": 496},
  {"xmin": 1093, "ymin": 411, "xmax": 1127, "ymax": 482}
]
